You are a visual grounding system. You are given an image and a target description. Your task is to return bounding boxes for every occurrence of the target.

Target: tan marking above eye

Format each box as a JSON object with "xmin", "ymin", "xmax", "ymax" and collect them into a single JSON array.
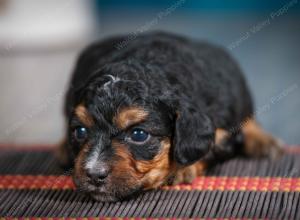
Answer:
[
  {"xmin": 74, "ymin": 104, "xmax": 94, "ymax": 127},
  {"xmin": 113, "ymin": 106, "xmax": 148, "ymax": 130}
]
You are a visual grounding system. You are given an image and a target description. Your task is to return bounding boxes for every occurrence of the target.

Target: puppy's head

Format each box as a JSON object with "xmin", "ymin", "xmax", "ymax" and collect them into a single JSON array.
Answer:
[{"xmin": 68, "ymin": 63, "xmax": 214, "ymax": 201}]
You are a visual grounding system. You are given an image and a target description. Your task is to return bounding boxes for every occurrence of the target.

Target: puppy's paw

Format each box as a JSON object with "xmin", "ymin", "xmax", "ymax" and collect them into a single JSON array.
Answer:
[
  {"xmin": 242, "ymin": 119, "xmax": 284, "ymax": 159},
  {"xmin": 244, "ymin": 132, "xmax": 284, "ymax": 159},
  {"xmin": 171, "ymin": 162, "xmax": 207, "ymax": 185}
]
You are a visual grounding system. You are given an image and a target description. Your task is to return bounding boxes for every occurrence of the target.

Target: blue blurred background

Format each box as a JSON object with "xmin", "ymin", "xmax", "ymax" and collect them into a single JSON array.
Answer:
[{"xmin": 0, "ymin": 0, "xmax": 299, "ymax": 145}]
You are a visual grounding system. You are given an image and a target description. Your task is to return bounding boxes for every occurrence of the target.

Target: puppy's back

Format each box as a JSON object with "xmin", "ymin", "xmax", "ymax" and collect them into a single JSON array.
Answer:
[{"xmin": 66, "ymin": 31, "xmax": 253, "ymax": 129}]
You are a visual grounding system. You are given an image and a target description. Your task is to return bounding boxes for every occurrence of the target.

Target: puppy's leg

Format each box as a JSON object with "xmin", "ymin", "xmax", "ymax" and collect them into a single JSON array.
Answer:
[
  {"xmin": 170, "ymin": 122, "xmax": 283, "ymax": 185},
  {"xmin": 172, "ymin": 161, "xmax": 207, "ymax": 184},
  {"xmin": 213, "ymin": 123, "xmax": 283, "ymax": 159},
  {"xmin": 171, "ymin": 129, "xmax": 230, "ymax": 185},
  {"xmin": 241, "ymin": 118, "xmax": 284, "ymax": 158},
  {"xmin": 212, "ymin": 128, "xmax": 244, "ymax": 159}
]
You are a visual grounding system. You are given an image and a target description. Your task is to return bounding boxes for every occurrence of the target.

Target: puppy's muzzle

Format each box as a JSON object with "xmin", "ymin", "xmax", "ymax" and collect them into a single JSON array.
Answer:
[{"xmin": 86, "ymin": 166, "xmax": 110, "ymax": 185}]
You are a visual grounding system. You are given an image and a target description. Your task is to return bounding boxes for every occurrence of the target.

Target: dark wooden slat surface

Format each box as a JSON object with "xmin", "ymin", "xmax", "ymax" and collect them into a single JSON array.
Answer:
[{"xmin": 0, "ymin": 148, "xmax": 299, "ymax": 218}]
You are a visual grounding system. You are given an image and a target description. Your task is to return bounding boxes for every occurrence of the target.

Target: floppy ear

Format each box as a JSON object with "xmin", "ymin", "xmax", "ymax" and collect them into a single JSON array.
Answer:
[{"xmin": 173, "ymin": 106, "xmax": 215, "ymax": 165}]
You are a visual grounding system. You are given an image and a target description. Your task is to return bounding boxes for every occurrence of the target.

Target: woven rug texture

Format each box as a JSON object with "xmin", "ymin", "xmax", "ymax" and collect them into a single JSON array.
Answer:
[{"xmin": 0, "ymin": 146, "xmax": 299, "ymax": 219}]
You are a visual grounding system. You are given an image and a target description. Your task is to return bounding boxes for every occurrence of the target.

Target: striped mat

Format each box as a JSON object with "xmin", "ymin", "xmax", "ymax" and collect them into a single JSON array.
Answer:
[{"xmin": 0, "ymin": 146, "xmax": 299, "ymax": 219}]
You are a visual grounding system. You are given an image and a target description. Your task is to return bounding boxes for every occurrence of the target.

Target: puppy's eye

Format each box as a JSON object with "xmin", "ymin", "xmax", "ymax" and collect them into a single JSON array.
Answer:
[
  {"xmin": 129, "ymin": 128, "xmax": 149, "ymax": 143},
  {"xmin": 74, "ymin": 126, "xmax": 88, "ymax": 142}
]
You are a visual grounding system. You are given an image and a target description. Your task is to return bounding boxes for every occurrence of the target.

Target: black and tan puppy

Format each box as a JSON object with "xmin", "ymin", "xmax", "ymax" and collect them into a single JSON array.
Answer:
[{"xmin": 59, "ymin": 32, "xmax": 282, "ymax": 202}]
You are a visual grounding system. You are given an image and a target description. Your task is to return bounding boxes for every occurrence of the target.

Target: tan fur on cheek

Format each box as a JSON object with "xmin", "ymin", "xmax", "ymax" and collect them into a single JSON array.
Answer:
[
  {"xmin": 137, "ymin": 138, "xmax": 174, "ymax": 189},
  {"xmin": 112, "ymin": 138, "xmax": 174, "ymax": 190},
  {"xmin": 111, "ymin": 141, "xmax": 144, "ymax": 187},
  {"xmin": 113, "ymin": 106, "xmax": 148, "ymax": 129},
  {"xmin": 74, "ymin": 144, "xmax": 90, "ymax": 180}
]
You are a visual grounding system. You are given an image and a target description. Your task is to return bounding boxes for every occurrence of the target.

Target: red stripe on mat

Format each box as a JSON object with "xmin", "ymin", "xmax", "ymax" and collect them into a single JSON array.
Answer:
[
  {"xmin": 285, "ymin": 146, "xmax": 300, "ymax": 153},
  {"xmin": 0, "ymin": 175, "xmax": 299, "ymax": 192}
]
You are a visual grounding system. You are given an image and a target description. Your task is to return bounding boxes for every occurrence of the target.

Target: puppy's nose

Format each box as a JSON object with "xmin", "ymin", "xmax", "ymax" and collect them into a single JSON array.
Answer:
[{"xmin": 87, "ymin": 167, "xmax": 109, "ymax": 182}]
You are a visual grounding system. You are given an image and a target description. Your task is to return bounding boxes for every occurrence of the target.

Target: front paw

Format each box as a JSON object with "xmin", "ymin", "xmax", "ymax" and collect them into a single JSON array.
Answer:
[{"xmin": 171, "ymin": 161, "xmax": 207, "ymax": 185}]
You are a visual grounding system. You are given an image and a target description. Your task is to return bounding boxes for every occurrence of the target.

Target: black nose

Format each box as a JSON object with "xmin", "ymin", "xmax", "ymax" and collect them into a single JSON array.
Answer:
[{"xmin": 87, "ymin": 167, "xmax": 109, "ymax": 182}]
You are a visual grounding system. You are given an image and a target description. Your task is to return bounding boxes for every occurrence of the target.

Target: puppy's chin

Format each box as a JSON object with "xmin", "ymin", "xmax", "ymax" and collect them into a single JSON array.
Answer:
[{"xmin": 73, "ymin": 176, "xmax": 142, "ymax": 202}]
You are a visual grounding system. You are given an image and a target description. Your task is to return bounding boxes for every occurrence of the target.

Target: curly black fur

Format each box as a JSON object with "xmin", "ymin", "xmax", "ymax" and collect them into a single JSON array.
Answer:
[{"xmin": 65, "ymin": 31, "xmax": 252, "ymax": 163}]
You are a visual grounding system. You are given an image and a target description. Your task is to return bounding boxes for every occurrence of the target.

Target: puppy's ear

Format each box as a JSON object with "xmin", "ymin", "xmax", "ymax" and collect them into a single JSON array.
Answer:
[{"xmin": 173, "ymin": 106, "xmax": 215, "ymax": 165}]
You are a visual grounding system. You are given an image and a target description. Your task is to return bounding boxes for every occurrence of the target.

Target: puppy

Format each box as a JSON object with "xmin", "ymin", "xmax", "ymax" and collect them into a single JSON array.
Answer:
[{"xmin": 59, "ymin": 32, "xmax": 283, "ymax": 202}]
